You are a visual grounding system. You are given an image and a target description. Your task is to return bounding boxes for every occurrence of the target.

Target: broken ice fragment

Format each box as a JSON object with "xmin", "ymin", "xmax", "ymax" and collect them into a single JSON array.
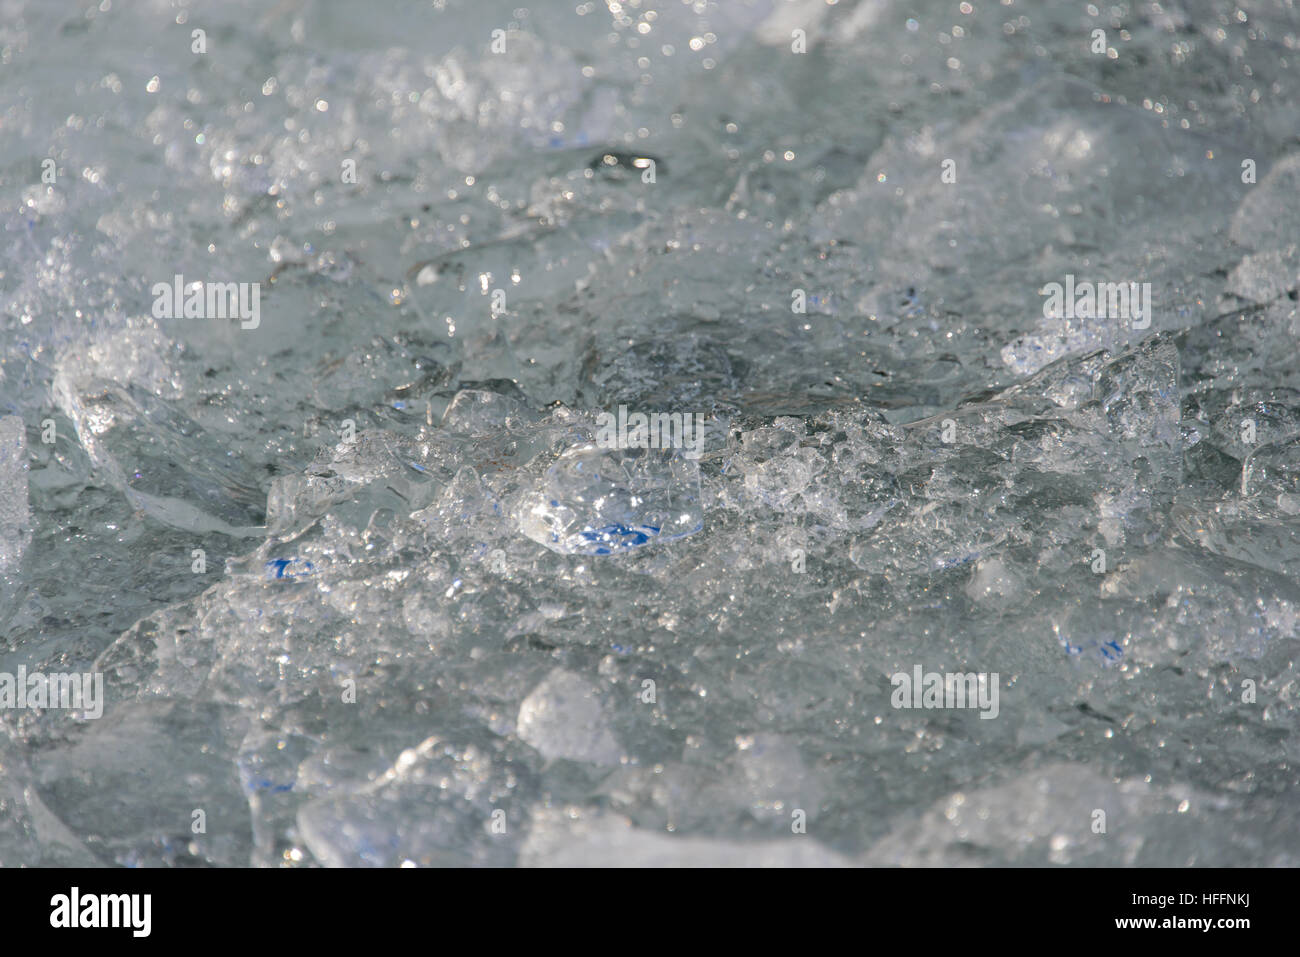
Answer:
[
  {"xmin": 440, "ymin": 388, "xmax": 537, "ymax": 435},
  {"xmin": 1092, "ymin": 336, "xmax": 1181, "ymax": 449},
  {"xmin": 516, "ymin": 669, "xmax": 622, "ymax": 766},
  {"xmin": 519, "ymin": 443, "xmax": 702, "ymax": 555},
  {"xmin": 0, "ymin": 416, "xmax": 31, "ymax": 573},
  {"xmin": 55, "ymin": 378, "xmax": 265, "ymax": 535}
]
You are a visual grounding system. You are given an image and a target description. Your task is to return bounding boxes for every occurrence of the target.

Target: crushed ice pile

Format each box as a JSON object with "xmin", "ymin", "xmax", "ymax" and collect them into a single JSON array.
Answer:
[{"xmin": 2, "ymin": 0, "xmax": 1300, "ymax": 866}]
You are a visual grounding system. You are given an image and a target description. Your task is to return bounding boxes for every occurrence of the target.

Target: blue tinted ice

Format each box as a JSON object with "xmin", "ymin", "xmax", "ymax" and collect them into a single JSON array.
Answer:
[{"xmin": 519, "ymin": 444, "xmax": 703, "ymax": 555}]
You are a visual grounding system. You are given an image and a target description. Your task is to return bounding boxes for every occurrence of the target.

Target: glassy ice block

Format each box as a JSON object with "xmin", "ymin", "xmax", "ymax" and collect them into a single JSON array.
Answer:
[{"xmin": 519, "ymin": 443, "xmax": 703, "ymax": 555}]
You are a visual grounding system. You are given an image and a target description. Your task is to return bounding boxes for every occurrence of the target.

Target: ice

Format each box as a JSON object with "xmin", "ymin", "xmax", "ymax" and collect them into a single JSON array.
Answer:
[
  {"xmin": 0, "ymin": 416, "xmax": 30, "ymax": 574},
  {"xmin": 22, "ymin": 701, "xmax": 252, "ymax": 867},
  {"xmin": 520, "ymin": 807, "xmax": 852, "ymax": 868},
  {"xmin": 2, "ymin": 0, "xmax": 1300, "ymax": 868},
  {"xmin": 1226, "ymin": 247, "xmax": 1300, "ymax": 305},
  {"xmin": 1229, "ymin": 155, "xmax": 1300, "ymax": 255},
  {"xmin": 516, "ymin": 669, "xmax": 622, "ymax": 767},
  {"xmin": 1243, "ymin": 435, "xmax": 1300, "ymax": 500},
  {"xmin": 441, "ymin": 389, "xmax": 537, "ymax": 435},
  {"xmin": 296, "ymin": 733, "xmax": 532, "ymax": 868},
  {"xmin": 862, "ymin": 763, "xmax": 1300, "ymax": 867},
  {"xmin": 519, "ymin": 444, "xmax": 703, "ymax": 555}
]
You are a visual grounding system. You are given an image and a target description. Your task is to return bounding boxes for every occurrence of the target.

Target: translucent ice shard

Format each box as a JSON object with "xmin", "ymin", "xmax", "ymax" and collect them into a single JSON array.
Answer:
[
  {"xmin": 0, "ymin": 416, "xmax": 31, "ymax": 574},
  {"xmin": 1243, "ymin": 433, "xmax": 1300, "ymax": 501},
  {"xmin": 518, "ymin": 443, "xmax": 702, "ymax": 555},
  {"xmin": 440, "ymin": 388, "xmax": 537, "ymax": 435},
  {"xmin": 296, "ymin": 733, "xmax": 531, "ymax": 868},
  {"xmin": 1085, "ymin": 335, "xmax": 1183, "ymax": 514},
  {"xmin": 516, "ymin": 669, "xmax": 621, "ymax": 766},
  {"xmin": 54, "ymin": 376, "xmax": 265, "ymax": 536},
  {"xmin": 1229, "ymin": 154, "xmax": 1300, "ymax": 254}
]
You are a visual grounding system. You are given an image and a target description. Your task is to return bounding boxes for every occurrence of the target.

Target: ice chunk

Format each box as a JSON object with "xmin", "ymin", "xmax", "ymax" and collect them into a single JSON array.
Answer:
[
  {"xmin": 296, "ymin": 733, "xmax": 531, "ymax": 868},
  {"xmin": 521, "ymin": 808, "xmax": 852, "ymax": 867},
  {"xmin": 1243, "ymin": 434, "xmax": 1300, "ymax": 500},
  {"xmin": 516, "ymin": 669, "xmax": 622, "ymax": 766},
  {"xmin": 1229, "ymin": 154, "xmax": 1300, "ymax": 253},
  {"xmin": 53, "ymin": 379, "xmax": 264, "ymax": 536},
  {"xmin": 0, "ymin": 416, "xmax": 31, "ymax": 573},
  {"xmin": 1226, "ymin": 246, "xmax": 1300, "ymax": 304},
  {"xmin": 29, "ymin": 701, "xmax": 252, "ymax": 866},
  {"xmin": 863, "ymin": 763, "xmax": 1297, "ymax": 867},
  {"xmin": 519, "ymin": 444, "xmax": 702, "ymax": 555},
  {"xmin": 1090, "ymin": 336, "xmax": 1181, "ymax": 451},
  {"xmin": 412, "ymin": 466, "xmax": 507, "ymax": 544},
  {"xmin": 440, "ymin": 389, "xmax": 537, "ymax": 435}
]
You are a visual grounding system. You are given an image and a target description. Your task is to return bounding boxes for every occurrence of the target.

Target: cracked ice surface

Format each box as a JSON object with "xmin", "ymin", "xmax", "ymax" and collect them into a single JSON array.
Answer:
[{"xmin": 2, "ymin": 0, "xmax": 1300, "ymax": 867}]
